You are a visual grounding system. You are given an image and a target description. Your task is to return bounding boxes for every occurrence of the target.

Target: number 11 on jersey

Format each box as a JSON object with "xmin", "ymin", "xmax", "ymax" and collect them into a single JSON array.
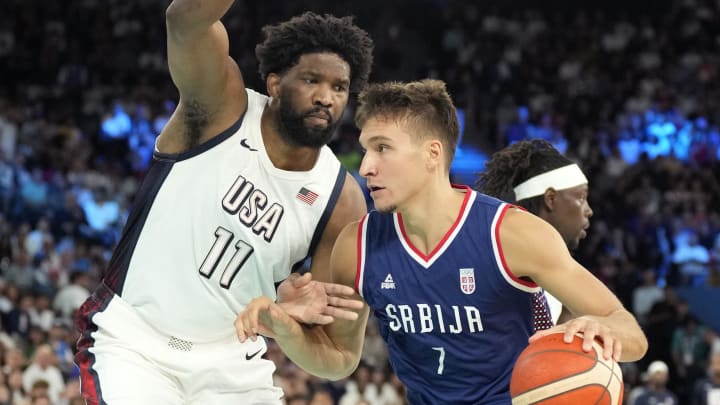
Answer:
[
  {"xmin": 199, "ymin": 226, "xmax": 254, "ymax": 289},
  {"xmin": 432, "ymin": 346, "xmax": 445, "ymax": 375}
]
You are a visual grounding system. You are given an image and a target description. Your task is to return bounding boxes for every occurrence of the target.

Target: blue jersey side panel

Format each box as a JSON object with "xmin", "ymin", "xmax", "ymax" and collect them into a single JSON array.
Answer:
[{"xmin": 359, "ymin": 191, "xmax": 538, "ymax": 405}]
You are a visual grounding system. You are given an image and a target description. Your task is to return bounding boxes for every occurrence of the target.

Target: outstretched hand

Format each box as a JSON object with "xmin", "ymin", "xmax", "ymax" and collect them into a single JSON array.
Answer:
[
  {"xmin": 529, "ymin": 316, "xmax": 622, "ymax": 361},
  {"xmin": 276, "ymin": 272, "xmax": 363, "ymax": 325},
  {"xmin": 236, "ymin": 296, "xmax": 299, "ymax": 342}
]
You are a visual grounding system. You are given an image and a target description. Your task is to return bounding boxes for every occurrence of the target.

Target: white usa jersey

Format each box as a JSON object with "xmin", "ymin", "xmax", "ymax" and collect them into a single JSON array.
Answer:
[{"xmin": 90, "ymin": 89, "xmax": 345, "ymax": 342}]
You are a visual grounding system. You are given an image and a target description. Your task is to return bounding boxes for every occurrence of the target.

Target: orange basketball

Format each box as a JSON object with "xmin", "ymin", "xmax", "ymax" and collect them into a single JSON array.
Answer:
[{"xmin": 510, "ymin": 333, "xmax": 623, "ymax": 405}]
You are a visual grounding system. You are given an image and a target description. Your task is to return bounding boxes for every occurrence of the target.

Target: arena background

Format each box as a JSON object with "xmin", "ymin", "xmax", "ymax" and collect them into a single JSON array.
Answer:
[{"xmin": 0, "ymin": 0, "xmax": 719, "ymax": 404}]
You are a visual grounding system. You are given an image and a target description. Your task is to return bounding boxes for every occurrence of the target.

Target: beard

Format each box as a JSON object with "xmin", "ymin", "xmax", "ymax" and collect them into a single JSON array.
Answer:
[{"xmin": 277, "ymin": 95, "xmax": 339, "ymax": 148}]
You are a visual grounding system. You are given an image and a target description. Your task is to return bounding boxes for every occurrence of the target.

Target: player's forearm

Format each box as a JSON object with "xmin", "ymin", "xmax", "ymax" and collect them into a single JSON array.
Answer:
[
  {"xmin": 592, "ymin": 309, "xmax": 648, "ymax": 362},
  {"xmin": 274, "ymin": 321, "xmax": 365, "ymax": 380},
  {"xmin": 166, "ymin": 0, "xmax": 234, "ymax": 35}
]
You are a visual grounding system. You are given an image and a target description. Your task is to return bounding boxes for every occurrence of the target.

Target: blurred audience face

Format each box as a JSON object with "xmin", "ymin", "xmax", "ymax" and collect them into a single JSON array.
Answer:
[
  {"xmin": 4, "ymin": 348, "xmax": 26, "ymax": 372},
  {"xmin": 309, "ymin": 390, "xmax": 333, "ymax": 405},
  {"xmin": 33, "ymin": 345, "xmax": 55, "ymax": 369}
]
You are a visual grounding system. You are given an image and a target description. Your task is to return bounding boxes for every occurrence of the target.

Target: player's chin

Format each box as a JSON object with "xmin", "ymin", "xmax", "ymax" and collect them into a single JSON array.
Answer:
[{"xmin": 374, "ymin": 202, "xmax": 397, "ymax": 214}]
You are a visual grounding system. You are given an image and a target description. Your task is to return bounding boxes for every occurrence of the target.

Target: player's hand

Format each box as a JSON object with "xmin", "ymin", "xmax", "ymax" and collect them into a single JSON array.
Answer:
[
  {"xmin": 276, "ymin": 272, "xmax": 363, "ymax": 325},
  {"xmin": 529, "ymin": 316, "xmax": 622, "ymax": 361},
  {"xmin": 235, "ymin": 295, "xmax": 300, "ymax": 343}
]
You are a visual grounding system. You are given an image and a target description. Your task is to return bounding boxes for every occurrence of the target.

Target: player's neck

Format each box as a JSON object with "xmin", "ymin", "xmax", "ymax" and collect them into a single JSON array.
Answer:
[
  {"xmin": 398, "ymin": 183, "xmax": 466, "ymax": 255},
  {"xmin": 261, "ymin": 107, "xmax": 321, "ymax": 171}
]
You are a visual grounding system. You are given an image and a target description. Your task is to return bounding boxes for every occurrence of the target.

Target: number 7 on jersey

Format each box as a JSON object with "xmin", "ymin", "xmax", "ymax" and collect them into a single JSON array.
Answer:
[{"xmin": 432, "ymin": 346, "xmax": 445, "ymax": 375}]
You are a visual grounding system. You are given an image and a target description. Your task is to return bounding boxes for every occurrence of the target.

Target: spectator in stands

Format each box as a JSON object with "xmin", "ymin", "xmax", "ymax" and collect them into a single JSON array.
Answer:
[
  {"xmin": 633, "ymin": 269, "xmax": 664, "ymax": 326},
  {"xmin": 52, "ymin": 271, "xmax": 91, "ymax": 322},
  {"xmin": 7, "ymin": 369, "xmax": 28, "ymax": 405},
  {"xmin": 672, "ymin": 315, "xmax": 711, "ymax": 400},
  {"xmin": 633, "ymin": 360, "xmax": 679, "ymax": 405},
  {"xmin": 22, "ymin": 344, "xmax": 65, "ymax": 404},
  {"xmin": 673, "ymin": 232, "xmax": 710, "ymax": 286}
]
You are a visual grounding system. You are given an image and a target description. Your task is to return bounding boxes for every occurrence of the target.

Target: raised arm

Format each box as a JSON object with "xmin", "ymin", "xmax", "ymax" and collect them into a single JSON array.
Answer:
[
  {"xmin": 160, "ymin": 0, "xmax": 247, "ymax": 153},
  {"xmin": 500, "ymin": 208, "xmax": 648, "ymax": 362}
]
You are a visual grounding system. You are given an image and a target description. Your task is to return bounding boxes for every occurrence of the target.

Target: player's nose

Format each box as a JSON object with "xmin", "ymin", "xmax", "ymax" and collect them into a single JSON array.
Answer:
[
  {"xmin": 312, "ymin": 84, "xmax": 333, "ymax": 107},
  {"xmin": 359, "ymin": 154, "xmax": 376, "ymax": 178}
]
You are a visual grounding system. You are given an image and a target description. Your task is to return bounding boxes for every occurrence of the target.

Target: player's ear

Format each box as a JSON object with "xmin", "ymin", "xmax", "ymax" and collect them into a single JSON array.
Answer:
[
  {"xmin": 426, "ymin": 139, "xmax": 443, "ymax": 170},
  {"xmin": 267, "ymin": 73, "xmax": 281, "ymax": 99},
  {"xmin": 543, "ymin": 188, "xmax": 557, "ymax": 212}
]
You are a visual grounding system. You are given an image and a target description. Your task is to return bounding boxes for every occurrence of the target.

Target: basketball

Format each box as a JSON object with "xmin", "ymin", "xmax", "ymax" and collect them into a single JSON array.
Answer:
[{"xmin": 510, "ymin": 333, "xmax": 623, "ymax": 405}]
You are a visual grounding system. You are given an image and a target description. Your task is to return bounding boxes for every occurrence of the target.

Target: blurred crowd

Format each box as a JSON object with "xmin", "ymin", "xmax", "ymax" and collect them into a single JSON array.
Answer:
[{"xmin": 1, "ymin": 0, "xmax": 720, "ymax": 404}]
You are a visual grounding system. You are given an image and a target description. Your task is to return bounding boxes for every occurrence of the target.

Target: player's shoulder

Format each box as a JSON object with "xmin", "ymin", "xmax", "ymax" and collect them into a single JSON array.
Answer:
[
  {"xmin": 243, "ymin": 88, "xmax": 270, "ymax": 116},
  {"xmin": 470, "ymin": 190, "xmax": 506, "ymax": 209}
]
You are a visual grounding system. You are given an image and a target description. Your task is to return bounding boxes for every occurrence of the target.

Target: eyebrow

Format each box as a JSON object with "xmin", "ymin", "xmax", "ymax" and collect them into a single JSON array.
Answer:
[
  {"xmin": 360, "ymin": 135, "xmax": 393, "ymax": 147},
  {"xmin": 300, "ymin": 69, "xmax": 349, "ymax": 83}
]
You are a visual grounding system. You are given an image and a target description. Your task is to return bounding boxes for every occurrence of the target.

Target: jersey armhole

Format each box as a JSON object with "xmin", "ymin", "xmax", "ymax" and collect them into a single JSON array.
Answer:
[
  {"xmin": 355, "ymin": 214, "xmax": 369, "ymax": 297},
  {"xmin": 290, "ymin": 165, "xmax": 347, "ymax": 273},
  {"xmin": 491, "ymin": 203, "xmax": 541, "ymax": 293}
]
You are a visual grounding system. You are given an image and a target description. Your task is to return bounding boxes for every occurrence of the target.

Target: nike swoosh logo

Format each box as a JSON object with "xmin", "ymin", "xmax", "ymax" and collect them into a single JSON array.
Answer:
[
  {"xmin": 245, "ymin": 348, "xmax": 263, "ymax": 360},
  {"xmin": 240, "ymin": 139, "xmax": 258, "ymax": 151}
]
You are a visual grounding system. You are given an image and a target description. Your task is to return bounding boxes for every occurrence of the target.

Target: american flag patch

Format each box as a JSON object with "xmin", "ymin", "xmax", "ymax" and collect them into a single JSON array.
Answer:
[{"xmin": 296, "ymin": 187, "xmax": 319, "ymax": 205}]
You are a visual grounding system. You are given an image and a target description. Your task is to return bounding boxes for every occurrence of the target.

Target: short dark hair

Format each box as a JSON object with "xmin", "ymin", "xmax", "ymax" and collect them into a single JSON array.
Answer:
[
  {"xmin": 355, "ymin": 79, "xmax": 459, "ymax": 170},
  {"xmin": 255, "ymin": 12, "xmax": 374, "ymax": 93},
  {"xmin": 476, "ymin": 139, "xmax": 575, "ymax": 214}
]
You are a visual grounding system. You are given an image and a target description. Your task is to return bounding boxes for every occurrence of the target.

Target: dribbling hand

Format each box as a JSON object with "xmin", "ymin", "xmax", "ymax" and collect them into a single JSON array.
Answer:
[
  {"xmin": 276, "ymin": 273, "xmax": 363, "ymax": 325},
  {"xmin": 529, "ymin": 316, "xmax": 622, "ymax": 362}
]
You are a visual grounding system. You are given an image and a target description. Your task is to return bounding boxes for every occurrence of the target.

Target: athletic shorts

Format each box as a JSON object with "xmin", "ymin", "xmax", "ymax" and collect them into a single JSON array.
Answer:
[{"xmin": 75, "ymin": 282, "xmax": 283, "ymax": 404}]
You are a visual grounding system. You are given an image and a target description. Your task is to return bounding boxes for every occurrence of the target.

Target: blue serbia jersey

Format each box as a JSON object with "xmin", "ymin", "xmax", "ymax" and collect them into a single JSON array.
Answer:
[{"xmin": 356, "ymin": 188, "xmax": 541, "ymax": 404}]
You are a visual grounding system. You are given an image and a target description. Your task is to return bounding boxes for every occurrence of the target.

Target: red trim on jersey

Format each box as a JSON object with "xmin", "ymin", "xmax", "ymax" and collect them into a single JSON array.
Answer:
[
  {"xmin": 74, "ymin": 283, "xmax": 115, "ymax": 404},
  {"xmin": 76, "ymin": 338, "xmax": 101, "ymax": 404},
  {"xmin": 494, "ymin": 204, "xmax": 538, "ymax": 288},
  {"xmin": 396, "ymin": 186, "xmax": 472, "ymax": 262},
  {"xmin": 354, "ymin": 215, "xmax": 367, "ymax": 293}
]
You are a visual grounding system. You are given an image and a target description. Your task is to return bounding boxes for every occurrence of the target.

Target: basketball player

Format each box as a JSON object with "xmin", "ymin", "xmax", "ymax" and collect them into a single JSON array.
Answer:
[
  {"xmin": 477, "ymin": 139, "xmax": 593, "ymax": 329},
  {"xmin": 73, "ymin": 3, "xmax": 373, "ymax": 404},
  {"xmin": 236, "ymin": 80, "xmax": 648, "ymax": 404}
]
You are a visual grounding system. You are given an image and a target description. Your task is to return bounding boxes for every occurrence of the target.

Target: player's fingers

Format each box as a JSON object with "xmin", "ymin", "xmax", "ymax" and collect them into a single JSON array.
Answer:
[
  {"xmin": 327, "ymin": 296, "xmax": 364, "ymax": 310},
  {"xmin": 236, "ymin": 306, "xmax": 257, "ymax": 343},
  {"xmin": 579, "ymin": 325, "xmax": 600, "ymax": 352},
  {"xmin": 323, "ymin": 282, "xmax": 357, "ymax": 297},
  {"xmin": 234, "ymin": 315, "xmax": 247, "ymax": 342},
  {"xmin": 600, "ymin": 335, "xmax": 615, "ymax": 361},
  {"xmin": 323, "ymin": 306, "xmax": 360, "ymax": 321},
  {"xmin": 245, "ymin": 297, "xmax": 273, "ymax": 342},
  {"xmin": 242, "ymin": 306, "xmax": 259, "ymax": 342},
  {"xmin": 612, "ymin": 339, "xmax": 622, "ymax": 362},
  {"xmin": 308, "ymin": 313, "xmax": 335, "ymax": 325},
  {"xmin": 560, "ymin": 317, "xmax": 594, "ymax": 344}
]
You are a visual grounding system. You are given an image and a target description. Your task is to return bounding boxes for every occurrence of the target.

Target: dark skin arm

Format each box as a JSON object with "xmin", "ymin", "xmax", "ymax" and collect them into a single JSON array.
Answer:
[{"xmin": 161, "ymin": 0, "xmax": 247, "ymax": 153}]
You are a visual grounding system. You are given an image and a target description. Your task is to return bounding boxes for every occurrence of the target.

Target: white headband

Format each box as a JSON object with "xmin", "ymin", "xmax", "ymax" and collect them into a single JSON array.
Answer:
[{"xmin": 513, "ymin": 164, "xmax": 588, "ymax": 201}]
